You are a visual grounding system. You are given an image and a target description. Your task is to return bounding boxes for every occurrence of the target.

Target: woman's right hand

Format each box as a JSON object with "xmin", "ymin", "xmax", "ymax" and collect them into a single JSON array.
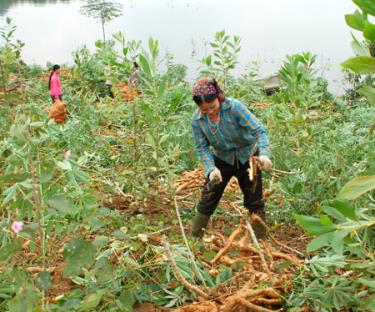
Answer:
[{"xmin": 209, "ymin": 167, "xmax": 222, "ymax": 183}]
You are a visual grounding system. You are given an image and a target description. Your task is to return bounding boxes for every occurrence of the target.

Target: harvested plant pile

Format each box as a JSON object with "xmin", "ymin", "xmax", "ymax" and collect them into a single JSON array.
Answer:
[{"xmin": 166, "ymin": 215, "xmax": 304, "ymax": 312}]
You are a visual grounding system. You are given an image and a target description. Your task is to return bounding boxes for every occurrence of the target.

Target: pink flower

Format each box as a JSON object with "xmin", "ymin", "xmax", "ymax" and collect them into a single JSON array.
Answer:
[
  {"xmin": 11, "ymin": 221, "xmax": 24, "ymax": 234},
  {"xmin": 64, "ymin": 150, "xmax": 72, "ymax": 159}
]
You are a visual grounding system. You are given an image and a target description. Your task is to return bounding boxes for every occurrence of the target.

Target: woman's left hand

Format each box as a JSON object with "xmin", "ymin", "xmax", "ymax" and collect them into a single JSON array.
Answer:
[{"xmin": 258, "ymin": 156, "xmax": 272, "ymax": 171}]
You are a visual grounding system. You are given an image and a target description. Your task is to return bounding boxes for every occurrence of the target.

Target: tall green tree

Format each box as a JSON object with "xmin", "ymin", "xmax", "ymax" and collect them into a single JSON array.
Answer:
[{"xmin": 80, "ymin": 0, "xmax": 123, "ymax": 42}]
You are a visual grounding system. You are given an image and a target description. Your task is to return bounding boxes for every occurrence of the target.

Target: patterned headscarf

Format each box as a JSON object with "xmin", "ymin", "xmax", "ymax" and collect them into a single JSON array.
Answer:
[
  {"xmin": 192, "ymin": 77, "xmax": 226, "ymax": 102},
  {"xmin": 192, "ymin": 77, "xmax": 217, "ymax": 96}
]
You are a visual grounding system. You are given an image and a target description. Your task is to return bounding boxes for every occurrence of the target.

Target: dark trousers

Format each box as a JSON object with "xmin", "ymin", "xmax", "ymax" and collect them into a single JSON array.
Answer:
[
  {"xmin": 198, "ymin": 156, "xmax": 264, "ymax": 216},
  {"xmin": 51, "ymin": 95, "xmax": 62, "ymax": 103}
]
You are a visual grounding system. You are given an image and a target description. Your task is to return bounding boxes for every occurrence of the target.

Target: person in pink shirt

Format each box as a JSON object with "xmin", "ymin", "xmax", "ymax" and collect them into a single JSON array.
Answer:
[{"xmin": 49, "ymin": 64, "xmax": 63, "ymax": 103}]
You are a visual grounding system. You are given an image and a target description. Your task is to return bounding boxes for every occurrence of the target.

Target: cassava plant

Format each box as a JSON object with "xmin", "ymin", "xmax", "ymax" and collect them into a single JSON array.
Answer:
[
  {"xmin": 341, "ymin": 0, "xmax": 375, "ymax": 105},
  {"xmin": 0, "ymin": 17, "xmax": 24, "ymax": 93},
  {"xmin": 199, "ymin": 30, "xmax": 241, "ymax": 88},
  {"xmin": 292, "ymin": 175, "xmax": 375, "ymax": 311}
]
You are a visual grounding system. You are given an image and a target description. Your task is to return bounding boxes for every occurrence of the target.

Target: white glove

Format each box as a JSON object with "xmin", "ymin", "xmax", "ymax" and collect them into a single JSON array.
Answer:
[
  {"xmin": 209, "ymin": 167, "xmax": 222, "ymax": 183},
  {"xmin": 258, "ymin": 155, "xmax": 272, "ymax": 172}
]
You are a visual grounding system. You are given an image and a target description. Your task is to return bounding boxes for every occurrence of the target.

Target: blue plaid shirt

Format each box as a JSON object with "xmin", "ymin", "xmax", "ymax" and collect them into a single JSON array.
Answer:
[{"xmin": 192, "ymin": 98, "xmax": 270, "ymax": 176}]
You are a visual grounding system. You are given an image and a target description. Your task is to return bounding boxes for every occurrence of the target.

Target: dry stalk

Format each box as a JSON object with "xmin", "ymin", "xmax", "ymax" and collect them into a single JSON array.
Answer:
[
  {"xmin": 271, "ymin": 168, "xmax": 296, "ymax": 175},
  {"xmin": 244, "ymin": 220, "xmax": 271, "ymax": 276},
  {"xmin": 176, "ymin": 192, "xmax": 194, "ymax": 200},
  {"xmin": 29, "ymin": 158, "xmax": 44, "ymax": 260},
  {"xmin": 231, "ymin": 205, "xmax": 271, "ymax": 277},
  {"xmin": 252, "ymin": 214, "xmax": 304, "ymax": 257},
  {"xmin": 173, "ymin": 196, "xmax": 207, "ymax": 288},
  {"xmin": 162, "ymin": 237, "xmax": 208, "ymax": 299}
]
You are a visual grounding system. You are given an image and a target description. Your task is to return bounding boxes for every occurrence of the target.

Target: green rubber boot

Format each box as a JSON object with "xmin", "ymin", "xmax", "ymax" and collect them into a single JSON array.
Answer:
[
  {"xmin": 191, "ymin": 212, "xmax": 211, "ymax": 237},
  {"xmin": 250, "ymin": 213, "xmax": 268, "ymax": 240}
]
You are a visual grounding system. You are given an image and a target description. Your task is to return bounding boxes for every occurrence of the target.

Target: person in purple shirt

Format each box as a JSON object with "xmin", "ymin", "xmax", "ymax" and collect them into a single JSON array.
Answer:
[
  {"xmin": 190, "ymin": 77, "xmax": 272, "ymax": 237},
  {"xmin": 49, "ymin": 64, "xmax": 63, "ymax": 103}
]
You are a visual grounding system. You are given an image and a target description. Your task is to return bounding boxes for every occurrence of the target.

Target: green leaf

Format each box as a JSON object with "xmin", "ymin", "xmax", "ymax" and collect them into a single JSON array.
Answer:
[
  {"xmin": 92, "ymin": 235, "xmax": 109, "ymax": 247},
  {"xmin": 307, "ymin": 255, "xmax": 346, "ymax": 274},
  {"xmin": 48, "ymin": 194, "xmax": 76, "ymax": 215},
  {"xmin": 63, "ymin": 238, "xmax": 97, "ymax": 277},
  {"xmin": 0, "ymin": 239, "xmax": 22, "ymax": 261},
  {"xmin": 357, "ymin": 85, "xmax": 375, "ymax": 105},
  {"xmin": 158, "ymin": 80, "xmax": 166, "ymax": 97},
  {"xmin": 0, "ymin": 173, "xmax": 30, "ymax": 183},
  {"xmin": 216, "ymin": 267, "xmax": 232, "ymax": 284},
  {"xmin": 354, "ymin": 0, "xmax": 375, "ymax": 16},
  {"xmin": 350, "ymin": 33, "xmax": 369, "ymax": 56},
  {"xmin": 331, "ymin": 230, "xmax": 349, "ymax": 254},
  {"xmin": 203, "ymin": 250, "xmax": 216, "ymax": 262},
  {"xmin": 39, "ymin": 172, "xmax": 53, "ymax": 184},
  {"xmin": 320, "ymin": 215, "xmax": 333, "ymax": 226},
  {"xmin": 112, "ymin": 229, "xmax": 127, "ymax": 239},
  {"xmin": 35, "ymin": 272, "xmax": 52, "ymax": 292},
  {"xmin": 322, "ymin": 205, "xmax": 346, "ymax": 222},
  {"xmin": 231, "ymin": 260, "xmax": 246, "ymax": 271},
  {"xmin": 94, "ymin": 258, "xmax": 113, "ymax": 283},
  {"xmin": 2, "ymin": 185, "xmax": 17, "ymax": 205},
  {"xmin": 345, "ymin": 11, "xmax": 365, "ymax": 30},
  {"xmin": 331, "ymin": 200, "xmax": 358, "ymax": 221},
  {"xmin": 364, "ymin": 20, "xmax": 375, "ymax": 42},
  {"xmin": 79, "ymin": 291, "xmax": 104, "ymax": 311},
  {"xmin": 205, "ymin": 55, "xmax": 212, "ymax": 66},
  {"xmin": 118, "ymin": 290, "xmax": 136, "ymax": 310},
  {"xmin": 56, "ymin": 160, "xmax": 72, "ymax": 171},
  {"xmin": 7, "ymin": 278, "xmax": 36, "ymax": 312},
  {"xmin": 72, "ymin": 169, "xmax": 89, "ymax": 184},
  {"xmin": 364, "ymin": 294, "xmax": 375, "ymax": 312},
  {"xmin": 139, "ymin": 54, "xmax": 152, "ymax": 77},
  {"xmin": 341, "ymin": 56, "xmax": 375, "ymax": 74},
  {"xmin": 337, "ymin": 175, "xmax": 375, "ymax": 200},
  {"xmin": 295, "ymin": 214, "xmax": 336, "ymax": 235},
  {"xmin": 307, "ymin": 232, "xmax": 333, "ymax": 252}
]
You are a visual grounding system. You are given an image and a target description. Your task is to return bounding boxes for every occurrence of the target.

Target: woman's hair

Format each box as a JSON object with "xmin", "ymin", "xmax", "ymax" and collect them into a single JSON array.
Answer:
[
  {"xmin": 192, "ymin": 78, "xmax": 225, "ymax": 105},
  {"xmin": 193, "ymin": 93, "xmax": 218, "ymax": 105},
  {"xmin": 48, "ymin": 64, "xmax": 60, "ymax": 90}
]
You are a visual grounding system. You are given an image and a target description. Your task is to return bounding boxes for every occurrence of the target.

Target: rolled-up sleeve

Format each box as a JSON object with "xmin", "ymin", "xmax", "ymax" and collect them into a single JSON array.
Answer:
[
  {"xmin": 235, "ymin": 102, "xmax": 270, "ymax": 157},
  {"xmin": 192, "ymin": 120, "xmax": 215, "ymax": 176}
]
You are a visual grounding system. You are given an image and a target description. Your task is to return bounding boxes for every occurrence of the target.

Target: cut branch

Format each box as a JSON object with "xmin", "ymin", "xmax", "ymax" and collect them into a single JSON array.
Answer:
[{"xmin": 162, "ymin": 237, "xmax": 208, "ymax": 299}]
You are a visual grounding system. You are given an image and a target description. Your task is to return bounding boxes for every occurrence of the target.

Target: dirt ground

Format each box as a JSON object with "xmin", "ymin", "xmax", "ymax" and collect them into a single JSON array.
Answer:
[{"xmin": 9, "ymin": 166, "xmax": 309, "ymax": 310}]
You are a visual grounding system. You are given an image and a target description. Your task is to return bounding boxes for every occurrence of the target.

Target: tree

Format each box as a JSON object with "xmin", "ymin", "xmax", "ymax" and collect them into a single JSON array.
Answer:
[{"xmin": 80, "ymin": 0, "xmax": 123, "ymax": 42}]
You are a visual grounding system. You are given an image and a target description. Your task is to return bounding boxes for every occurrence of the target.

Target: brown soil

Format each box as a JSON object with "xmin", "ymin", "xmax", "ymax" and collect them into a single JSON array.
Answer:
[
  {"xmin": 6, "ymin": 166, "xmax": 308, "ymax": 310},
  {"xmin": 101, "ymin": 186, "xmax": 174, "ymax": 228},
  {"xmin": 12, "ymin": 234, "xmax": 79, "ymax": 302},
  {"xmin": 49, "ymin": 262, "xmax": 77, "ymax": 299}
]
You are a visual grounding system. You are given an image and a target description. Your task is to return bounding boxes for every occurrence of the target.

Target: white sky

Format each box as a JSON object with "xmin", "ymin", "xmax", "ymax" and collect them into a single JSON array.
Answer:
[{"xmin": 2, "ymin": 0, "xmax": 359, "ymax": 92}]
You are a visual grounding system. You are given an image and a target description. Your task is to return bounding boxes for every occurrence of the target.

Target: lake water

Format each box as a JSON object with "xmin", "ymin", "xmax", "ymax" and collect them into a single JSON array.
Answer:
[{"xmin": 0, "ymin": 0, "xmax": 358, "ymax": 93}]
